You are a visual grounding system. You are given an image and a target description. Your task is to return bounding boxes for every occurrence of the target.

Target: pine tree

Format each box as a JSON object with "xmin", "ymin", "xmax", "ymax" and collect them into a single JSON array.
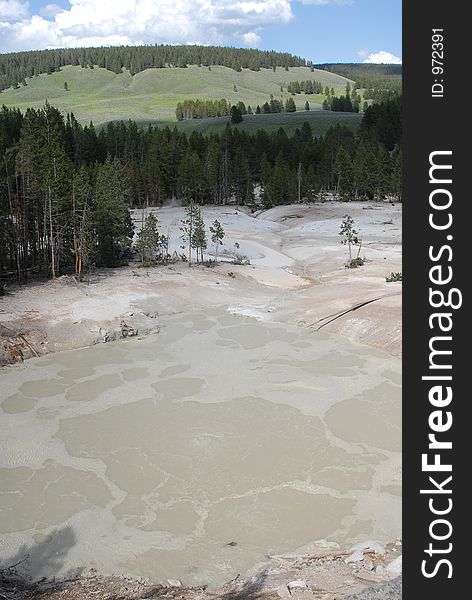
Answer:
[
  {"xmin": 204, "ymin": 140, "xmax": 221, "ymax": 204},
  {"xmin": 236, "ymin": 101, "xmax": 247, "ymax": 115},
  {"xmin": 180, "ymin": 201, "xmax": 199, "ymax": 266},
  {"xmin": 375, "ymin": 146, "xmax": 392, "ymax": 199},
  {"xmin": 231, "ymin": 148, "xmax": 253, "ymax": 204},
  {"xmin": 339, "ymin": 214, "xmax": 362, "ymax": 265},
  {"xmin": 72, "ymin": 165, "xmax": 93, "ymax": 279},
  {"xmin": 303, "ymin": 165, "xmax": 319, "ymax": 201},
  {"xmin": 285, "ymin": 97, "xmax": 296, "ymax": 113},
  {"xmin": 390, "ymin": 148, "xmax": 402, "ymax": 201},
  {"xmin": 353, "ymin": 145, "xmax": 379, "ymax": 200},
  {"xmin": 259, "ymin": 152, "xmax": 271, "ymax": 189},
  {"xmin": 230, "ymin": 105, "xmax": 243, "ymax": 124},
  {"xmin": 300, "ymin": 121, "xmax": 313, "ymax": 142},
  {"xmin": 192, "ymin": 207, "xmax": 207, "ymax": 263},
  {"xmin": 42, "ymin": 105, "xmax": 74, "ymax": 277},
  {"xmin": 93, "ymin": 156, "xmax": 134, "ymax": 266},
  {"xmin": 135, "ymin": 213, "xmax": 160, "ymax": 263},
  {"xmin": 334, "ymin": 147, "xmax": 354, "ymax": 200},
  {"xmin": 177, "ymin": 151, "xmax": 205, "ymax": 203},
  {"xmin": 263, "ymin": 153, "xmax": 296, "ymax": 208},
  {"xmin": 297, "ymin": 162, "xmax": 303, "ymax": 203},
  {"xmin": 210, "ymin": 219, "xmax": 225, "ymax": 263}
]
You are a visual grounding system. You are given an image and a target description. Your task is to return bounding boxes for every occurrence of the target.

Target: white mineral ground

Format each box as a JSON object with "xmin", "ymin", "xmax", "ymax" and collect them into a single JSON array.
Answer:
[{"xmin": 0, "ymin": 202, "xmax": 402, "ymax": 596}]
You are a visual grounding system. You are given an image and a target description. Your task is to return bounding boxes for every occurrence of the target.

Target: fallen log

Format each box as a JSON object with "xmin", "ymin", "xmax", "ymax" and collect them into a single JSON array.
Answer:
[
  {"xmin": 0, "ymin": 321, "xmax": 15, "ymax": 333},
  {"xmin": 0, "ymin": 322, "xmax": 39, "ymax": 358},
  {"xmin": 18, "ymin": 334, "xmax": 39, "ymax": 357},
  {"xmin": 303, "ymin": 549, "xmax": 377, "ymax": 561}
]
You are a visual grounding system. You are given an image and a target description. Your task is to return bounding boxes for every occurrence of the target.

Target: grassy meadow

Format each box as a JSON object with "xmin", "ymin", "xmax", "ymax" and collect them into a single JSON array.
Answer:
[{"xmin": 0, "ymin": 64, "xmax": 354, "ymax": 131}]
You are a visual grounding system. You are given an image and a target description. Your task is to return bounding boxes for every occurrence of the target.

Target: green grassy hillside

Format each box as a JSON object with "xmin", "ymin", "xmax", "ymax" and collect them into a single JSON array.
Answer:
[{"xmin": 0, "ymin": 64, "xmax": 353, "ymax": 127}]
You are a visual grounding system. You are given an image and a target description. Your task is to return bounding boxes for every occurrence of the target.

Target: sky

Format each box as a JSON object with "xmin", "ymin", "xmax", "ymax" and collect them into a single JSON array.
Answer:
[{"xmin": 0, "ymin": 0, "xmax": 402, "ymax": 64}]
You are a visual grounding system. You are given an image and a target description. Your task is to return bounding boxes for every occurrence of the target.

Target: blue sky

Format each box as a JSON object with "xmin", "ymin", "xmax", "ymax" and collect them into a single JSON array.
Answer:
[
  {"xmin": 261, "ymin": 1, "xmax": 402, "ymax": 64},
  {"xmin": 1, "ymin": 1, "xmax": 401, "ymax": 63}
]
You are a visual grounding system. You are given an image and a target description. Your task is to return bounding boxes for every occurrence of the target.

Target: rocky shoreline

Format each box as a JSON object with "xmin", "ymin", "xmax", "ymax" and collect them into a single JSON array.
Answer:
[{"xmin": 1, "ymin": 541, "xmax": 402, "ymax": 600}]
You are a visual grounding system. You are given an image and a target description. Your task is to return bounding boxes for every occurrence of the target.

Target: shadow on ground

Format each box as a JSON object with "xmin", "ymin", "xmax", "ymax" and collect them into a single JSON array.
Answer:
[
  {"xmin": 0, "ymin": 526, "xmax": 78, "ymax": 598},
  {"xmin": 1, "ymin": 530, "xmax": 269, "ymax": 600},
  {"xmin": 216, "ymin": 570, "xmax": 268, "ymax": 600}
]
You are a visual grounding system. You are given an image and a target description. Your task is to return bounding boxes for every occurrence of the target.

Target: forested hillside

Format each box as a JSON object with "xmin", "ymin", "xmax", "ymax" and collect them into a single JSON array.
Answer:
[
  {"xmin": 316, "ymin": 63, "xmax": 402, "ymax": 81},
  {"xmin": 0, "ymin": 97, "xmax": 401, "ymax": 282},
  {"xmin": 317, "ymin": 63, "xmax": 402, "ymax": 102},
  {"xmin": 0, "ymin": 45, "xmax": 308, "ymax": 92}
]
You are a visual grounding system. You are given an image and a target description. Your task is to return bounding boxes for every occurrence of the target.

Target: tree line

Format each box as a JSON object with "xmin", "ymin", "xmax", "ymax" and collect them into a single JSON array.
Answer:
[
  {"xmin": 135, "ymin": 207, "xmax": 225, "ymax": 267},
  {"xmin": 322, "ymin": 95, "xmax": 358, "ymax": 112},
  {"xmin": 0, "ymin": 96, "xmax": 401, "ymax": 282},
  {"xmin": 287, "ymin": 80, "xmax": 325, "ymax": 95},
  {"xmin": 254, "ymin": 97, "xmax": 297, "ymax": 114},
  {"xmin": 286, "ymin": 76, "xmax": 400, "ymax": 111},
  {"xmin": 178, "ymin": 204, "xmax": 225, "ymax": 266},
  {"xmin": 0, "ymin": 45, "xmax": 307, "ymax": 92},
  {"xmin": 175, "ymin": 99, "xmax": 232, "ymax": 121},
  {"xmin": 321, "ymin": 83, "xmax": 362, "ymax": 112},
  {"xmin": 175, "ymin": 97, "xmax": 300, "ymax": 121},
  {"xmin": 362, "ymin": 82, "xmax": 402, "ymax": 103},
  {"xmin": 286, "ymin": 81, "xmax": 364, "ymax": 113}
]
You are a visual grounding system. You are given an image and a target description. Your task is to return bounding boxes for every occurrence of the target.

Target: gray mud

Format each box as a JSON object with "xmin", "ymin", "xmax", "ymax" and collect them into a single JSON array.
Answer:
[{"xmin": 0, "ymin": 310, "xmax": 401, "ymax": 588}]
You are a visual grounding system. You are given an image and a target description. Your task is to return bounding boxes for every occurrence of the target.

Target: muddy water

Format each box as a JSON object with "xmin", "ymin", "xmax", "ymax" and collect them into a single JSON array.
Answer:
[{"xmin": 0, "ymin": 310, "xmax": 401, "ymax": 586}]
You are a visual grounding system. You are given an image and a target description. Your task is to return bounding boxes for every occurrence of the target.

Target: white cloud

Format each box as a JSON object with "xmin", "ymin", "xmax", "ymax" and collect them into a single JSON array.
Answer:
[
  {"xmin": 363, "ymin": 50, "xmax": 402, "ymax": 64},
  {"xmin": 0, "ymin": 0, "xmax": 294, "ymax": 52},
  {"xmin": 0, "ymin": 0, "xmax": 29, "ymax": 21},
  {"xmin": 240, "ymin": 31, "xmax": 262, "ymax": 46},
  {"xmin": 39, "ymin": 3, "xmax": 64, "ymax": 18}
]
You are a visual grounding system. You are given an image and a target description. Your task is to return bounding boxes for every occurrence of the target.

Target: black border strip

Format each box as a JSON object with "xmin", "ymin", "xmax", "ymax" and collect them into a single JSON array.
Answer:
[{"xmin": 403, "ymin": 1, "xmax": 466, "ymax": 596}]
